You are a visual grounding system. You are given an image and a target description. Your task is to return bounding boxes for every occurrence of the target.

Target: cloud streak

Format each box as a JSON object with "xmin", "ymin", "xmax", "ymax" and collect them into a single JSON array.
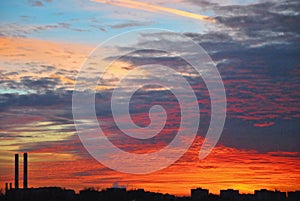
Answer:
[{"xmin": 91, "ymin": 0, "xmax": 216, "ymax": 22}]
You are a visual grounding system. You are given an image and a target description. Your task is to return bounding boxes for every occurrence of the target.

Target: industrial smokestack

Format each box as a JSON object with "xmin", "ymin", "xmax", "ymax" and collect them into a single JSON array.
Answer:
[
  {"xmin": 23, "ymin": 153, "xmax": 28, "ymax": 189},
  {"xmin": 5, "ymin": 183, "xmax": 8, "ymax": 194},
  {"xmin": 15, "ymin": 154, "xmax": 19, "ymax": 189}
]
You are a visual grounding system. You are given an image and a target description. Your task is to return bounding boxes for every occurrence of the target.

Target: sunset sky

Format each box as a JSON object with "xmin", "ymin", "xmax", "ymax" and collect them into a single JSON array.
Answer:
[{"xmin": 1, "ymin": 0, "xmax": 300, "ymax": 196}]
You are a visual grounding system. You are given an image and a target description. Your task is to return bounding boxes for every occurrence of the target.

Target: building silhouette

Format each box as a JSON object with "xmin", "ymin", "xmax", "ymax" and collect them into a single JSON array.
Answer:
[
  {"xmin": 191, "ymin": 188, "xmax": 209, "ymax": 201},
  {"xmin": 287, "ymin": 191, "xmax": 300, "ymax": 201},
  {"xmin": 254, "ymin": 189, "xmax": 286, "ymax": 201},
  {"xmin": 6, "ymin": 187, "xmax": 76, "ymax": 201},
  {"xmin": 220, "ymin": 189, "xmax": 239, "ymax": 201}
]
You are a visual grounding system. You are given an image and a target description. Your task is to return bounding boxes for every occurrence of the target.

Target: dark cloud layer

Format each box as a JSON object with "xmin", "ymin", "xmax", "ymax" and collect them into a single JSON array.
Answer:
[
  {"xmin": 110, "ymin": 21, "xmax": 153, "ymax": 29},
  {"xmin": 90, "ymin": 0, "xmax": 300, "ymax": 152}
]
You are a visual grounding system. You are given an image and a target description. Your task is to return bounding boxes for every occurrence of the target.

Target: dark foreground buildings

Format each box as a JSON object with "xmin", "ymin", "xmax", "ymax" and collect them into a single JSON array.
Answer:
[
  {"xmin": 190, "ymin": 188, "xmax": 300, "ymax": 201},
  {"xmin": 1, "ymin": 153, "xmax": 299, "ymax": 201},
  {"xmin": 2, "ymin": 187, "xmax": 300, "ymax": 201},
  {"xmin": 1, "ymin": 187, "xmax": 185, "ymax": 201}
]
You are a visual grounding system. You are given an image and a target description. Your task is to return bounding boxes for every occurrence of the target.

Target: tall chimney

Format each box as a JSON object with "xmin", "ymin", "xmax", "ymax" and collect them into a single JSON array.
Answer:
[
  {"xmin": 5, "ymin": 183, "xmax": 8, "ymax": 194},
  {"xmin": 14, "ymin": 154, "xmax": 19, "ymax": 189},
  {"xmin": 23, "ymin": 153, "xmax": 28, "ymax": 189}
]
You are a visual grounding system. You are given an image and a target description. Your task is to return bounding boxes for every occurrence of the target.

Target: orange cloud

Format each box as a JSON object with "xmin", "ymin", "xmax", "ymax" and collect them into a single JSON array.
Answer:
[
  {"xmin": 0, "ymin": 37, "xmax": 91, "ymax": 69},
  {"xmin": 92, "ymin": 0, "xmax": 216, "ymax": 22},
  {"xmin": 253, "ymin": 122, "xmax": 275, "ymax": 127},
  {"xmin": 0, "ymin": 37, "xmax": 92, "ymax": 87}
]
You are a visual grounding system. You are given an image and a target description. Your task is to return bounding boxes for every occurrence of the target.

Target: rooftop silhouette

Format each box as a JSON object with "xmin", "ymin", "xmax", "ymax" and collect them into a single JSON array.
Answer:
[{"xmin": 2, "ymin": 186, "xmax": 300, "ymax": 201}]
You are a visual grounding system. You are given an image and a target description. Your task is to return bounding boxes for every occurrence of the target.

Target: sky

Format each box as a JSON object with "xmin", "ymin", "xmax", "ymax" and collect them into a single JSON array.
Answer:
[{"xmin": 0, "ymin": 0, "xmax": 300, "ymax": 196}]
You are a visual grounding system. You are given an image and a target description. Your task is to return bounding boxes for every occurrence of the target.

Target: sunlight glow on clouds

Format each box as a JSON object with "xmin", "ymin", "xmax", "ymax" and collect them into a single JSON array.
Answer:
[{"xmin": 92, "ymin": 0, "xmax": 216, "ymax": 22}]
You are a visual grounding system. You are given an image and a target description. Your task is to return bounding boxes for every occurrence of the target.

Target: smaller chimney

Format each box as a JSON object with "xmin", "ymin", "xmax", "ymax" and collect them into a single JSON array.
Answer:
[
  {"xmin": 15, "ymin": 154, "xmax": 19, "ymax": 189},
  {"xmin": 9, "ymin": 183, "xmax": 12, "ymax": 190}
]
